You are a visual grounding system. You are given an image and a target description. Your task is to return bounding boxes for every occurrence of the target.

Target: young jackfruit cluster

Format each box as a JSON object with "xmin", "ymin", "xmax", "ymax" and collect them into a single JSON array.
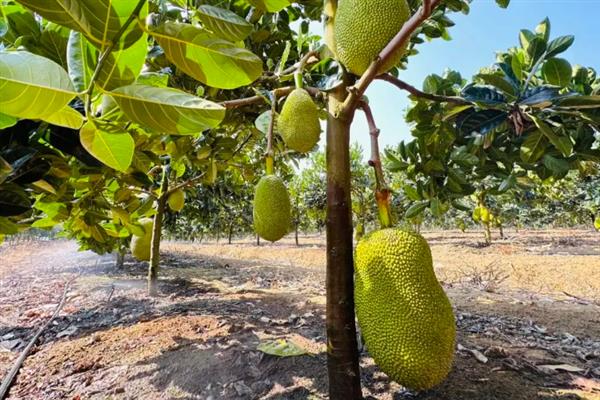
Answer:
[
  {"xmin": 130, "ymin": 218, "xmax": 154, "ymax": 261},
  {"xmin": 278, "ymin": 88, "xmax": 321, "ymax": 153},
  {"xmin": 333, "ymin": 0, "xmax": 411, "ymax": 75},
  {"xmin": 355, "ymin": 228, "xmax": 456, "ymax": 390},
  {"xmin": 252, "ymin": 175, "xmax": 291, "ymax": 242}
]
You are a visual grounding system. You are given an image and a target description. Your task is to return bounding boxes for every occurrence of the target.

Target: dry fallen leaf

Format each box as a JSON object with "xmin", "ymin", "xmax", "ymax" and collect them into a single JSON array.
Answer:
[{"xmin": 538, "ymin": 364, "xmax": 585, "ymax": 373}]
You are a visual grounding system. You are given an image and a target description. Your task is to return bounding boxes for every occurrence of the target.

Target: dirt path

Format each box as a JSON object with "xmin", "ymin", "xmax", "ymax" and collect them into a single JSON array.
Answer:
[{"xmin": 0, "ymin": 230, "xmax": 599, "ymax": 399}]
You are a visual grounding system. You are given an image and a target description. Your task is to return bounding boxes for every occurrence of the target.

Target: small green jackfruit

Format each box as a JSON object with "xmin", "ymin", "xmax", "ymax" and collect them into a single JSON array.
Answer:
[
  {"xmin": 355, "ymin": 229, "xmax": 455, "ymax": 390},
  {"xmin": 130, "ymin": 218, "xmax": 154, "ymax": 261},
  {"xmin": 334, "ymin": 0, "xmax": 410, "ymax": 75},
  {"xmin": 278, "ymin": 89, "xmax": 321, "ymax": 153},
  {"xmin": 595, "ymin": 215, "xmax": 600, "ymax": 231},
  {"xmin": 168, "ymin": 189, "xmax": 185, "ymax": 212},
  {"xmin": 253, "ymin": 175, "xmax": 291, "ymax": 242}
]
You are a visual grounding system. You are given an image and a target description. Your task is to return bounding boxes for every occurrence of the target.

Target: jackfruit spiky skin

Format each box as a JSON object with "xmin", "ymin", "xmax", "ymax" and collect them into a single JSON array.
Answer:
[
  {"xmin": 130, "ymin": 218, "xmax": 154, "ymax": 261},
  {"xmin": 278, "ymin": 89, "xmax": 321, "ymax": 153},
  {"xmin": 168, "ymin": 189, "xmax": 185, "ymax": 212},
  {"xmin": 253, "ymin": 175, "xmax": 291, "ymax": 242},
  {"xmin": 355, "ymin": 228, "xmax": 456, "ymax": 390},
  {"xmin": 334, "ymin": 0, "xmax": 410, "ymax": 75}
]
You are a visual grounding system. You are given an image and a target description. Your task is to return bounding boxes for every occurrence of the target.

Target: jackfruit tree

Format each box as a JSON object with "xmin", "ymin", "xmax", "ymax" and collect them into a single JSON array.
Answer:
[{"xmin": 1, "ymin": 0, "xmax": 599, "ymax": 399}]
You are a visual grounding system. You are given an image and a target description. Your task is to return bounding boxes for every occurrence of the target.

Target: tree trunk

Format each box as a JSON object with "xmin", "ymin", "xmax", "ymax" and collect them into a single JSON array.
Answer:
[
  {"xmin": 228, "ymin": 223, "xmax": 233, "ymax": 244},
  {"xmin": 484, "ymin": 222, "xmax": 492, "ymax": 245},
  {"xmin": 295, "ymin": 221, "xmax": 299, "ymax": 246},
  {"xmin": 499, "ymin": 224, "xmax": 504, "ymax": 239},
  {"xmin": 256, "ymin": 234, "xmax": 260, "ymax": 246},
  {"xmin": 148, "ymin": 169, "xmax": 169, "ymax": 296},
  {"xmin": 115, "ymin": 249, "xmax": 125, "ymax": 268},
  {"xmin": 325, "ymin": 86, "xmax": 363, "ymax": 400}
]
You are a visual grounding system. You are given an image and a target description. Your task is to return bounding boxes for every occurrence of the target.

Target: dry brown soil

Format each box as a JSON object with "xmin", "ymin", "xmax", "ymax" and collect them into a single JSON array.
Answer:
[{"xmin": 0, "ymin": 229, "xmax": 599, "ymax": 400}]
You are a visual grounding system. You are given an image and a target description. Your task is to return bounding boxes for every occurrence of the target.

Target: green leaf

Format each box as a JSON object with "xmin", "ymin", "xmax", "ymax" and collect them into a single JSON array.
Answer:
[
  {"xmin": 526, "ymin": 37, "xmax": 547, "ymax": 66},
  {"xmin": 245, "ymin": 0, "xmax": 290, "ymax": 13},
  {"xmin": 66, "ymin": 31, "xmax": 96, "ymax": 92},
  {"xmin": 0, "ymin": 186, "xmax": 31, "ymax": 216},
  {"xmin": 457, "ymin": 109, "xmax": 508, "ymax": 136},
  {"xmin": 555, "ymin": 95, "xmax": 600, "ymax": 109},
  {"xmin": 535, "ymin": 17, "xmax": 551, "ymax": 43},
  {"xmin": 542, "ymin": 58, "xmax": 572, "ymax": 87},
  {"xmin": 109, "ymin": 84, "xmax": 225, "ymax": 134},
  {"xmin": 405, "ymin": 201, "xmax": 429, "ymax": 218},
  {"xmin": 0, "ymin": 113, "xmax": 18, "ymax": 129},
  {"xmin": 476, "ymin": 73, "xmax": 517, "ymax": 97},
  {"xmin": 461, "ymin": 84, "xmax": 506, "ymax": 104},
  {"xmin": 542, "ymin": 154, "xmax": 569, "ymax": 176},
  {"xmin": 495, "ymin": 0, "xmax": 510, "ymax": 8},
  {"xmin": 16, "ymin": 0, "xmax": 147, "ymax": 50},
  {"xmin": 41, "ymin": 104, "xmax": 84, "ymax": 129},
  {"xmin": 1, "ymin": 3, "xmax": 40, "ymax": 44},
  {"xmin": 257, "ymin": 339, "xmax": 308, "ymax": 357},
  {"xmin": 0, "ymin": 217, "xmax": 19, "ymax": 234},
  {"xmin": 150, "ymin": 22, "xmax": 262, "ymax": 90},
  {"xmin": 530, "ymin": 116, "xmax": 573, "ymax": 157},
  {"xmin": 0, "ymin": 51, "xmax": 76, "ymax": 119},
  {"xmin": 196, "ymin": 5, "xmax": 253, "ymax": 42},
  {"xmin": 520, "ymin": 130, "xmax": 547, "ymax": 163},
  {"xmin": 96, "ymin": 33, "xmax": 148, "ymax": 90},
  {"xmin": 519, "ymin": 29, "xmax": 536, "ymax": 50},
  {"xmin": 498, "ymin": 174, "xmax": 516, "ymax": 192},
  {"xmin": 38, "ymin": 23, "xmax": 70, "ymax": 70},
  {"xmin": 80, "ymin": 121, "xmax": 134, "ymax": 172},
  {"xmin": 546, "ymin": 35, "xmax": 575, "ymax": 58}
]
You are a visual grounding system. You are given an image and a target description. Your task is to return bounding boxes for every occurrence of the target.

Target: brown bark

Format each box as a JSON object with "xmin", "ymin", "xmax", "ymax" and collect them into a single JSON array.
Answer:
[
  {"xmin": 148, "ymin": 168, "xmax": 169, "ymax": 296},
  {"xmin": 326, "ymin": 86, "xmax": 363, "ymax": 400}
]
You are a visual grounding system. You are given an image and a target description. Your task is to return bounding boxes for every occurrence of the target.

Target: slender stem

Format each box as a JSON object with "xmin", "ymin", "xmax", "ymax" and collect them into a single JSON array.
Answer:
[
  {"xmin": 84, "ymin": 0, "xmax": 147, "ymax": 117},
  {"xmin": 360, "ymin": 100, "xmax": 392, "ymax": 228},
  {"xmin": 294, "ymin": 72, "xmax": 304, "ymax": 90},
  {"xmin": 339, "ymin": 0, "xmax": 442, "ymax": 117},
  {"xmin": 265, "ymin": 93, "xmax": 277, "ymax": 175},
  {"xmin": 220, "ymin": 86, "xmax": 320, "ymax": 109},
  {"xmin": 167, "ymin": 172, "xmax": 206, "ymax": 195},
  {"xmin": 377, "ymin": 74, "xmax": 469, "ymax": 104},
  {"xmin": 326, "ymin": 85, "xmax": 363, "ymax": 400}
]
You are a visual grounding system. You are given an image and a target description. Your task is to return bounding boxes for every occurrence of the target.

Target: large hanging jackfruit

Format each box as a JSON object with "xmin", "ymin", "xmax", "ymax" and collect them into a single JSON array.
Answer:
[
  {"xmin": 130, "ymin": 218, "xmax": 154, "ymax": 261},
  {"xmin": 334, "ymin": 0, "xmax": 411, "ymax": 75},
  {"xmin": 355, "ymin": 228, "xmax": 456, "ymax": 390},
  {"xmin": 278, "ymin": 88, "xmax": 321, "ymax": 153},
  {"xmin": 253, "ymin": 175, "xmax": 291, "ymax": 242}
]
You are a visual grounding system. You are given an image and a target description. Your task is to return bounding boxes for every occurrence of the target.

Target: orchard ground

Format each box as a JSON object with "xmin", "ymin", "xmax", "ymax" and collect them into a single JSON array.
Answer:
[{"xmin": 0, "ymin": 230, "xmax": 599, "ymax": 400}]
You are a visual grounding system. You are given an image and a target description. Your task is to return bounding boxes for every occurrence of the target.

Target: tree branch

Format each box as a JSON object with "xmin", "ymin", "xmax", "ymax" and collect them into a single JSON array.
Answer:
[
  {"xmin": 220, "ymin": 86, "xmax": 321, "ymax": 109},
  {"xmin": 377, "ymin": 74, "xmax": 469, "ymax": 104},
  {"xmin": 340, "ymin": 0, "xmax": 443, "ymax": 117}
]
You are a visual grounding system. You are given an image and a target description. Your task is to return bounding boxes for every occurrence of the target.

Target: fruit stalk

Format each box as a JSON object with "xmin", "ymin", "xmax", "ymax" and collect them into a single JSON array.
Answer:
[
  {"xmin": 326, "ymin": 84, "xmax": 363, "ymax": 400},
  {"xmin": 360, "ymin": 101, "xmax": 392, "ymax": 228},
  {"xmin": 265, "ymin": 93, "xmax": 276, "ymax": 175}
]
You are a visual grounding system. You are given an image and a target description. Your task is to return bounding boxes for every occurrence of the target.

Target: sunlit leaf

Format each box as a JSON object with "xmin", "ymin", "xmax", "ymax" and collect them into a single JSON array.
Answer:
[
  {"xmin": 80, "ymin": 121, "xmax": 134, "ymax": 172},
  {"xmin": 0, "ymin": 51, "xmax": 76, "ymax": 119},
  {"xmin": 150, "ymin": 22, "xmax": 262, "ymax": 89},
  {"xmin": 245, "ymin": 0, "xmax": 290, "ymax": 13},
  {"xmin": 541, "ymin": 58, "xmax": 572, "ymax": 87},
  {"xmin": 109, "ymin": 84, "xmax": 225, "ymax": 134},
  {"xmin": 257, "ymin": 339, "xmax": 308, "ymax": 357},
  {"xmin": 41, "ymin": 104, "xmax": 84, "ymax": 129},
  {"xmin": 520, "ymin": 130, "xmax": 547, "ymax": 163},
  {"xmin": 196, "ymin": 5, "xmax": 253, "ymax": 42}
]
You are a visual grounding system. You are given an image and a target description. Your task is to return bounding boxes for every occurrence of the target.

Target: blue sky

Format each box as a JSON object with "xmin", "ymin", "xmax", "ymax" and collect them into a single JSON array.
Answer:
[{"xmin": 311, "ymin": 0, "xmax": 600, "ymax": 154}]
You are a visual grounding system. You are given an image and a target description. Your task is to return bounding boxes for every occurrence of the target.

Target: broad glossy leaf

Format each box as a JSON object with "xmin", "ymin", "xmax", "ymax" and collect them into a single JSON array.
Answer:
[
  {"xmin": 42, "ymin": 104, "xmax": 84, "ymax": 129},
  {"xmin": 546, "ymin": 35, "xmax": 575, "ymax": 58},
  {"xmin": 542, "ymin": 58, "xmax": 572, "ymax": 87},
  {"xmin": 0, "ymin": 113, "xmax": 18, "ymax": 129},
  {"xmin": 151, "ymin": 22, "xmax": 262, "ymax": 89},
  {"xmin": 457, "ymin": 109, "xmax": 508, "ymax": 136},
  {"xmin": 519, "ymin": 85, "xmax": 560, "ymax": 107},
  {"xmin": 109, "ymin": 84, "xmax": 225, "ymax": 134},
  {"xmin": 476, "ymin": 73, "xmax": 517, "ymax": 97},
  {"xmin": 37, "ymin": 23, "xmax": 69, "ymax": 69},
  {"xmin": 461, "ymin": 84, "xmax": 506, "ymax": 105},
  {"xmin": 196, "ymin": 5, "xmax": 252, "ymax": 42},
  {"xmin": 405, "ymin": 201, "xmax": 429, "ymax": 218},
  {"xmin": 0, "ymin": 51, "xmax": 76, "ymax": 119},
  {"xmin": 1, "ymin": 3, "xmax": 39, "ymax": 44},
  {"xmin": 542, "ymin": 154, "xmax": 569, "ymax": 176},
  {"xmin": 530, "ymin": 116, "xmax": 573, "ymax": 157},
  {"xmin": 245, "ymin": 0, "xmax": 290, "ymax": 13},
  {"xmin": 67, "ymin": 31, "xmax": 96, "ymax": 92},
  {"xmin": 520, "ymin": 130, "xmax": 547, "ymax": 163},
  {"xmin": 257, "ymin": 339, "xmax": 307, "ymax": 357},
  {"xmin": 16, "ymin": 0, "xmax": 147, "ymax": 50},
  {"xmin": 555, "ymin": 95, "xmax": 600, "ymax": 109},
  {"xmin": 97, "ymin": 33, "xmax": 148, "ymax": 90},
  {"xmin": 526, "ymin": 37, "xmax": 546, "ymax": 66},
  {"xmin": 80, "ymin": 121, "xmax": 133, "ymax": 172},
  {"xmin": 535, "ymin": 18, "xmax": 551, "ymax": 43},
  {"xmin": 0, "ymin": 185, "xmax": 31, "ymax": 216},
  {"xmin": 495, "ymin": 0, "xmax": 510, "ymax": 8}
]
